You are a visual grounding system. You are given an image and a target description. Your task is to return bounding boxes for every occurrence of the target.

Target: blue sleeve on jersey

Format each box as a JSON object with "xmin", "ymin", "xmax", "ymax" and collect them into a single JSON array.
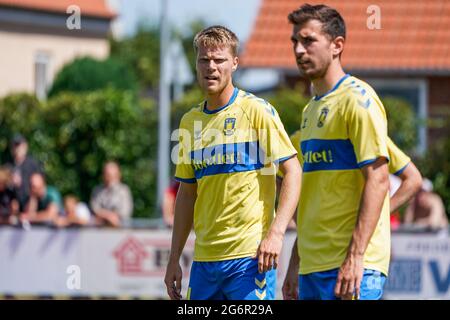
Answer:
[
  {"xmin": 357, "ymin": 156, "xmax": 389, "ymax": 168},
  {"xmin": 393, "ymin": 162, "xmax": 410, "ymax": 176},
  {"xmin": 174, "ymin": 177, "xmax": 197, "ymax": 184},
  {"xmin": 274, "ymin": 154, "xmax": 297, "ymax": 165}
]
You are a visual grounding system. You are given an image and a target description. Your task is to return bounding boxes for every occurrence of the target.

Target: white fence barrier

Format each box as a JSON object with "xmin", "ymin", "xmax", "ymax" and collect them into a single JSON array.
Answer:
[{"xmin": 0, "ymin": 226, "xmax": 449, "ymax": 299}]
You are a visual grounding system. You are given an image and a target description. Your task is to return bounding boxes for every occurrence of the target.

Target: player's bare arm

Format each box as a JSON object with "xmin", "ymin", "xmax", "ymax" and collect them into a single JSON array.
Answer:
[
  {"xmin": 335, "ymin": 157, "xmax": 389, "ymax": 299},
  {"xmin": 257, "ymin": 156, "xmax": 301, "ymax": 273},
  {"xmin": 164, "ymin": 182, "xmax": 197, "ymax": 300},
  {"xmin": 390, "ymin": 162, "xmax": 422, "ymax": 213}
]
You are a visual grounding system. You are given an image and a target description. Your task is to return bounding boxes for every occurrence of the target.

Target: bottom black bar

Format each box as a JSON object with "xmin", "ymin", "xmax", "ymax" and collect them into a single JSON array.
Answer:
[{"xmin": 0, "ymin": 299, "xmax": 444, "ymax": 319}]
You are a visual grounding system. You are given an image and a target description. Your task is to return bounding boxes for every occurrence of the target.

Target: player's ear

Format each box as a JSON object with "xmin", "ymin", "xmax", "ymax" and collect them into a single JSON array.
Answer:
[
  {"xmin": 332, "ymin": 36, "xmax": 345, "ymax": 58},
  {"xmin": 232, "ymin": 56, "xmax": 239, "ymax": 72}
]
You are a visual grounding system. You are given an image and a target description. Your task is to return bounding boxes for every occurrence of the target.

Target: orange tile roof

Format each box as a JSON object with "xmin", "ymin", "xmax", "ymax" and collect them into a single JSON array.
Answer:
[
  {"xmin": 0, "ymin": 0, "xmax": 115, "ymax": 19},
  {"xmin": 240, "ymin": 0, "xmax": 450, "ymax": 71}
]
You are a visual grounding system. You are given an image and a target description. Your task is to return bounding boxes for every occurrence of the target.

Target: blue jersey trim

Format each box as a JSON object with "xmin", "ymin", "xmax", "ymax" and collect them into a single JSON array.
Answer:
[
  {"xmin": 358, "ymin": 158, "xmax": 378, "ymax": 168},
  {"xmin": 314, "ymin": 74, "xmax": 350, "ymax": 101},
  {"xmin": 203, "ymin": 87, "xmax": 238, "ymax": 114},
  {"xmin": 393, "ymin": 162, "xmax": 410, "ymax": 176},
  {"xmin": 357, "ymin": 156, "xmax": 389, "ymax": 168},
  {"xmin": 274, "ymin": 154, "xmax": 297, "ymax": 164},
  {"xmin": 174, "ymin": 177, "xmax": 197, "ymax": 184}
]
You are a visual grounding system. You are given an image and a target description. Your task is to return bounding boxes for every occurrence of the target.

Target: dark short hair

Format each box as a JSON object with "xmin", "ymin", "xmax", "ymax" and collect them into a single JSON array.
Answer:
[
  {"xmin": 11, "ymin": 133, "xmax": 27, "ymax": 146},
  {"xmin": 288, "ymin": 3, "xmax": 346, "ymax": 40}
]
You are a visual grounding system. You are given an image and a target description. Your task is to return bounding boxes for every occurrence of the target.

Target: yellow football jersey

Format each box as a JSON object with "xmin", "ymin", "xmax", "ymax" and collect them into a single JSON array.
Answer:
[
  {"xmin": 297, "ymin": 75, "xmax": 391, "ymax": 276},
  {"xmin": 175, "ymin": 87, "xmax": 297, "ymax": 261}
]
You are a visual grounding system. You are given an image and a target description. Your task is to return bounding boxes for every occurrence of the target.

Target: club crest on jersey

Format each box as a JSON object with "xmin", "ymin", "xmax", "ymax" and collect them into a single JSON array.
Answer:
[
  {"xmin": 224, "ymin": 118, "xmax": 236, "ymax": 136},
  {"xmin": 317, "ymin": 107, "xmax": 329, "ymax": 128}
]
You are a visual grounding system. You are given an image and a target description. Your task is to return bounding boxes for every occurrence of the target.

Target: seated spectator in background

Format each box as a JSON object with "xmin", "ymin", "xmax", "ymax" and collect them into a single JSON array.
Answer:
[
  {"xmin": 389, "ymin": 175, "xmax": 403, "ymax": 231},
  {"xmin": 54, "ymin": 195, "xmax": 91, "ymax": 228},
  {"xmin": 20, "ymin": 172, "xmax": 63, "ymax": 226},
  {"xmin": 8, "ymin": 134, "xmax": 43, "ymax": 212},
  {"xmin": 403, "ymin": 178, "xmax": 448, "ymax": 231},
  {"xmin": 162, "ymin": 180, "xmax": 180, "ymax": 227},
  {"xmin": 90, "ymin": 161, "xmax": 133, "ymax": 228},
  {"xmin": 0, "ymin": 167, "xmax": 19, "ymax": 225}
]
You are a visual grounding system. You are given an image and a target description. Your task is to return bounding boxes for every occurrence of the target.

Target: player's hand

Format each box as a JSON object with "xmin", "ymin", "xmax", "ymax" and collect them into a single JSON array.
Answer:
[
  {"xmin": 282, "ymin": 261, "xmax": 299, "ymax": 300},
  {"xmin": 334, "ymin": 253, "xmax": 364, "ymax": 300},
  {"xmin": 164, "ymin": 259, "xmax": 183, "ymax": 300},
  {"xmin": 257, "ymin": 230, "xmax": 284, "ymax": 273}
]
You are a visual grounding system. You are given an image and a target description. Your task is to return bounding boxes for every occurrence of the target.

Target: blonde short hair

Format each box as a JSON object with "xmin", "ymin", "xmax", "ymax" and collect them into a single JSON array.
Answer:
[{"xmin": 193, "ymin": 25, "xmax": 239, "ymax": 57}]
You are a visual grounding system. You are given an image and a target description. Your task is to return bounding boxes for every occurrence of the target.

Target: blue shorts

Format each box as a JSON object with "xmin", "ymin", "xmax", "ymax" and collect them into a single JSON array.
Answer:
[
  {"xmin": 299, "ymin": 268, "xmax": 386, "ymax": 300},
  {"xmin": 188, "ymin": 257, "xmax": 276, "ymax": 300}
]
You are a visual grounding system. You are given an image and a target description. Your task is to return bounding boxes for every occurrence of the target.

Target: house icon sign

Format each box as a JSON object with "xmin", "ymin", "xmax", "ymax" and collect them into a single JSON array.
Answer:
[{"xmin": 113, "ymin": 236, "xmax": 149, "ymax": 275}]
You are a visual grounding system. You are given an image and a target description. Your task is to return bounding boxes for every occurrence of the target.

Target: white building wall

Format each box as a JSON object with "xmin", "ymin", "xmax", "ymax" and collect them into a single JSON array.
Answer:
[{"xmin": 0, "ymin": 30, "xmax": 109, "ymax": 97}]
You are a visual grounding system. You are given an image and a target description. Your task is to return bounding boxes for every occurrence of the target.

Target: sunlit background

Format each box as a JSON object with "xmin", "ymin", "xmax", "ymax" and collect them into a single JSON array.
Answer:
[{"xmin": 0, "ymin": 0, "xmax": 449, "ymax": 300}]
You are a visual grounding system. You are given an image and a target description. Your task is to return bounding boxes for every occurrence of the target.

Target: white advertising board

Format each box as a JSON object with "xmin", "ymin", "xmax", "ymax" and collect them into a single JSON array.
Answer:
[{"xmin": 0, "ymin": 227, "xmax": 448, "ymax": 299}]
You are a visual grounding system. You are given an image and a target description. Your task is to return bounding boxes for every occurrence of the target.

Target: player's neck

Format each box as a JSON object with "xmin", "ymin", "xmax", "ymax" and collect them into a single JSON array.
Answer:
[
  {"xmin": 312, "ymin": 63, "xmax": 346, "ymax": 98},
  {"xmin": 205, "ymin": 83, "xmax": 235, "ymax": 111}
]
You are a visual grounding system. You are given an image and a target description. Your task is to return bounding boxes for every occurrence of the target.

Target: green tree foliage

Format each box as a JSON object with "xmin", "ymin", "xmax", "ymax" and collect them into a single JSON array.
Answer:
[
  {"xmin": 382, "ymin": 96, "xmax": 417, "ymax": 153},
  {"xmin": 0, "ymin": 90, "xmax": 158, "ymax": 218},
  {"xmin": 110, "ymin": 26, "xmax": 160, "ymax": 88},
  {"xmin": 0, "ymin": 93, "xmax": 42, "ymax": 163},
  {"xmin": 48, "ymin": 57, "xmax": 137, "ymax": 97}
]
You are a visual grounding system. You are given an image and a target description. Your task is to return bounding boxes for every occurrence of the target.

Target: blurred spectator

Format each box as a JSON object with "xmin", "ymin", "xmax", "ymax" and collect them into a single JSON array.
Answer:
[
  {"xmin": 0, "ymin": 167, "xmax": 19, "ymax": 225},
  {"xmin": 403, "ymin": 178, "xmax": 449, "ymax": 231},
  {"xmin": 389, "ymin": 175, "xmax": 403, "ymax": 231},
  {"xmin": 162, "ymin": 180, "xmax": 180, "ymax": 227},
  {"xmin": 54, "ymin": 195, "xmax": 91, "ymax": 228},
  {"xmin": 8, "ymin": 134, "xmax": 43, "ymax": 212},
  {"xmin": 20, "ymin": 172, "xmax": 63, "ymax": 226},
  {"xmin": 389, "ymin": 162, "xmax": 423, "ymax": 231},
  {"xmin": 90, "ymin": 161, "xmax": 133, "ymax": 228}
]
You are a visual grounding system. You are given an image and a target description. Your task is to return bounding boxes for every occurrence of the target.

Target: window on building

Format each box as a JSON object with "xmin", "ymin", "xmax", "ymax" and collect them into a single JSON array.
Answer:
[{"xmin": 34, "ymin": 52, "xmax": 50, "ymax": 100}]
